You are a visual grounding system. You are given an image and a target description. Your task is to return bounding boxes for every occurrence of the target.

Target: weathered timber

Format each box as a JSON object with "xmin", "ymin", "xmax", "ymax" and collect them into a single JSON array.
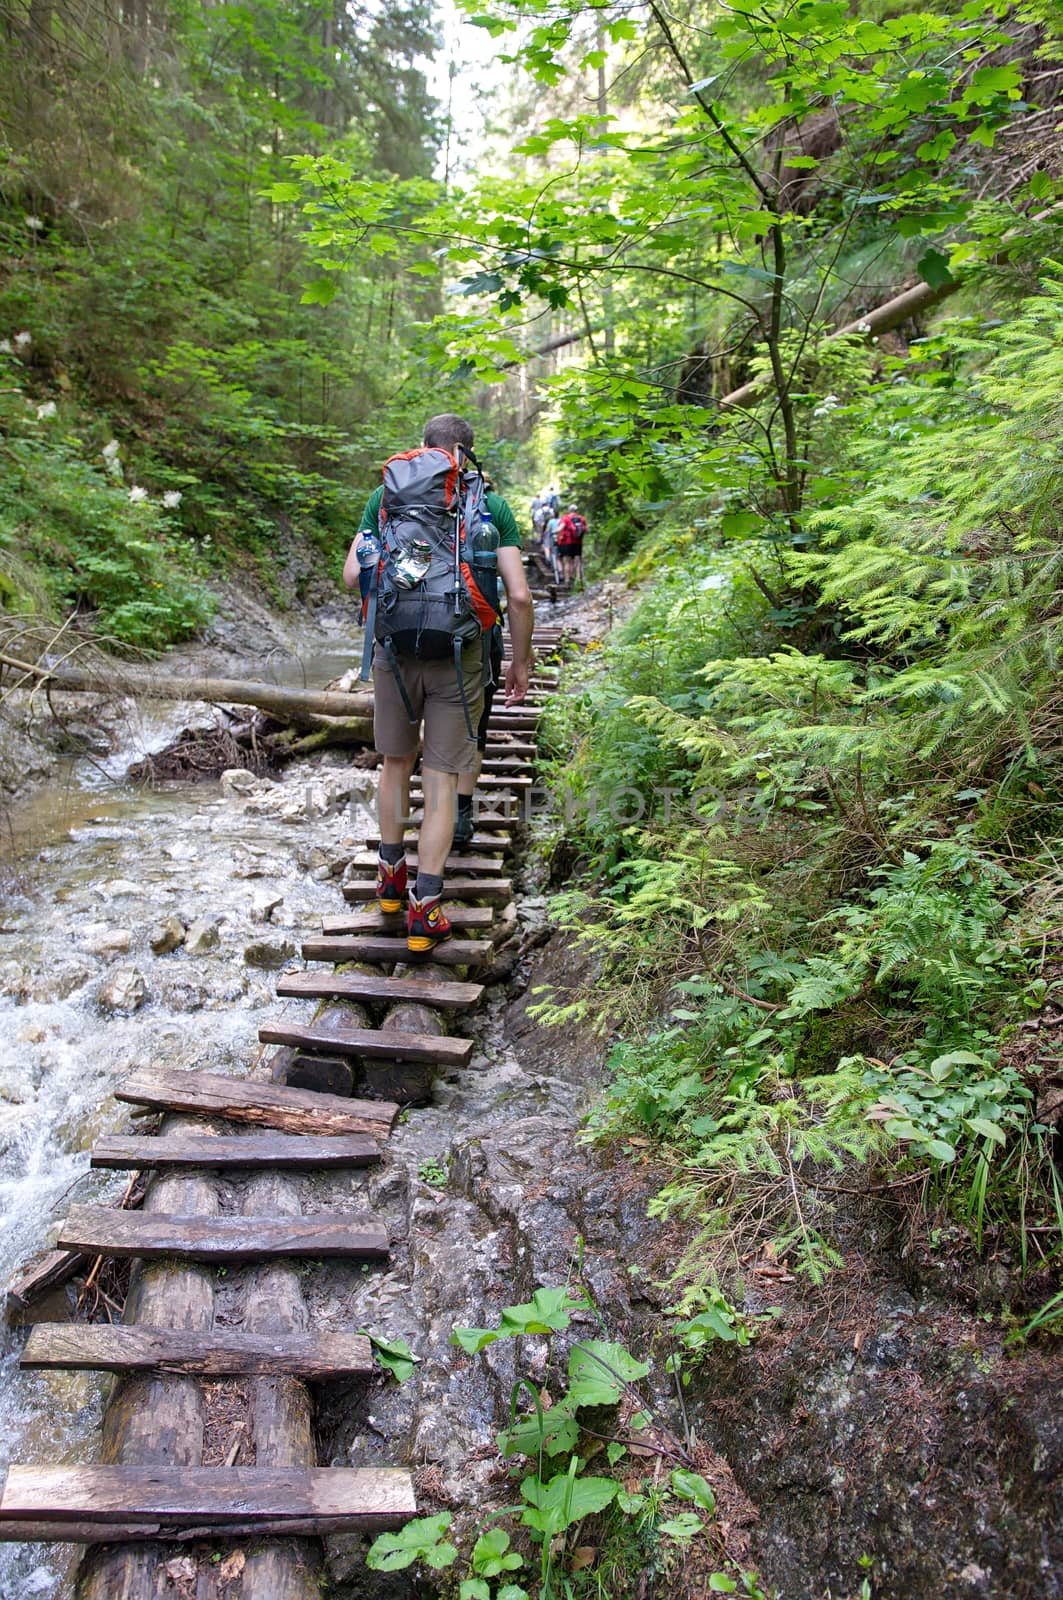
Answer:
[
  {"xmin": 277, "ymin": 969, "xmax": 483, "ymax": 1010},
  {"xmin": 347, "ymin": 851, "xmax": 506, "ymax": 875},
  {"xmin": 481, "ymin": 757, "xmax": 535, "ymax": 773},
  {"xmin": 239, "ymin": 1169, "xmax": 319, "ymax": 1598},
  {"xmin": 116, "ymin": 1068, "xmax": 397, "ymax": 1139},
  {"xmin": 259, "ymin": 1020, "xmax": 472, "ymax": 1064},
  {"xmin": 7, "ymin": 1248, "xmax": 88, "ymax": 1316},
  {"xmin": 0, "ymin": 1466, "xmax": 416, "ymax": 1529},
  {"xmin": 343, "ymin": 876, "xmax": 512, "ymax": 906},
  {"xmin": 0, "ymin": 659, "xmax": 373, "ymax": 730},
  {"xmin": 90, "ymin": 1133, "xmax": 379, "ymax": 1171},
  {"xmin": 21, "ymin": 1324, "xmax": 375, "ymax": 1379},
  {"xmin": 302, "ymin": 936, "xmax": 492, "ymax": 969},
  {"xmin": 322, "ymin": 906, "xmax": 494, "ymax": 934},
  {"xmin": 413, "ymin": 774, "xmax": 534, "ymax": 790},
  {"xmin": 58, "ymin": 1205, "xmax": 390, "ymax": 1263},
  {"xmin": 362, "ymin": 832, "xmax": 510, "ymax": 854},
  {"xmin": 407, "ymin": 810, "xmax": 517, "ymax": 829},
  {"xmin": 77, "ymin": 1120, "xmax": 219, "ymax": 1600}
]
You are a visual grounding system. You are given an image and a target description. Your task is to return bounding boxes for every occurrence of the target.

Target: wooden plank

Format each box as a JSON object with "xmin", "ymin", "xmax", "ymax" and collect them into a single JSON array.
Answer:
[
  {"xmin": 408, "ymin": 810, "xmax": 517, "ymax": 829},
  {"xmin": 322, "ymin": 905, "xmax": 495, "ymax": 933},
  {"xmin": 346, "ymin": 851, "xmax": 505, "ymax": 875},
  {"xmin": 90, "ymin": 1133, "xmax": 380, "ymax": 1171},
  {"xmin": 302, "ymin": 936, "xmax": 492, "ymax": 969},
  {"xmin": 363, "ymin": 832, "xmax": 509, "ymax": 853},
  {"xmin": 343, "ymin": 876, "xmax": 512, "ymax": 906},
  {"xmin": 21, "ymin": 1324, "xmax": 376, "ymax": 1379},
  {"xmin": 0, "ymin": 1465, "xmax": 415, "ymax": 1530},
  {"xmin": 116, "ymin": 1067, "xmax": 398, "ymax": 1139},
  {"xmin": 277, "ymin": 970, "xmax": 483, "ymax": 1010},
  {"xmin": 6, "ymin": 1249, "xmax": 87, "ymax": 1315},
  {"xmin": 259, "ymin": 1019, "xmax": 472, "ymax": 1065},
  {"xmin": 57, "ymin": 1205, "xmax": 390, "ymax": 1263}
]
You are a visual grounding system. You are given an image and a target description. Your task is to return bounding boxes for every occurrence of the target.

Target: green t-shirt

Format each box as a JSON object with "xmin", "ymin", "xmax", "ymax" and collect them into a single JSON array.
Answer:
[{"xmin": 357, "ymin": 484, "xmax": 522, "ymax": 547}]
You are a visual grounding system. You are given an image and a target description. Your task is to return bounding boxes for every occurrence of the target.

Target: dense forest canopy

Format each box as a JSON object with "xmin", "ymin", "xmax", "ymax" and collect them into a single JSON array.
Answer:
[{"xmin": 3, "ymin": 0, "xmax": 1063, "ymax": 1324}]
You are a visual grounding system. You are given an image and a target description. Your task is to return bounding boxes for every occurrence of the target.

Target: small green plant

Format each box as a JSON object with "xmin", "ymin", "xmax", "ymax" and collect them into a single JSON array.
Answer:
[
  {"xmin": 366, "ymin": 1511, "xmax": 457, "ymax": 1572},
  {"xmin": 360, "ymin": 1330, "xmax": 420, "ymax": 1382},
  {"xmin": 418, "ymin": 1156, "xmax": 449, "ymax": 1189}
]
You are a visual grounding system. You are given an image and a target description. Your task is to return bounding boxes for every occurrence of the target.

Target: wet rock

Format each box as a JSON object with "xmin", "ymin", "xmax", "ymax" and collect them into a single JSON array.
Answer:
[
  {"xmin": 81, "ymin": 922, "xmax": 132, "ymax": 958},
  {"xmin": 102, "ymin": 878, "xmax": 146, "ymax": 898},
  {"xmin": 97, "ymin": 966, "xmax": 148, "ymax": 1013},
  {"xmin": 184, "ymin": 917, "xmax": 221, "ymax": 955},
  {"xmin": 0, "ymin": 960, "xmax": 30, "ymax": 1001},
  {"xmin": 250, "ymin": 889, "xmax": 283, "ymax": 923},
  {"xmin": 232, "ymin": 850, "xmax": 285, "ymax": 879},
  {"xmin": 161, "ymin": 839, "xmax": 197, "ymax": 862},
  {"xmin": 243, "ymin": 936, "xmax": 296, "ymax": 969},
  {"xmin": 150, "ymin": 916, "xmax": 186, "ymax": 955},
  {"xmin": 220, "ymin": 767, "xmax": 263, "ymax": 797},
  {"xmin": 30, "ymin": 958, "xmax": 94, "ymax": 1002}
]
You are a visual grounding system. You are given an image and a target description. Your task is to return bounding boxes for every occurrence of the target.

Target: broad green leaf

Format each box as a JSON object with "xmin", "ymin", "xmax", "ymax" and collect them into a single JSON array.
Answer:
[
  {"xmin": 964, "ymin": 1116, "xmax": 1005, "ymax": 1146},
  {"xmin": 300, "ymin": 277, "xmax": 338, "ymax": 307},
  {"xmin": 566, "ymin": 1340, "xmax": 651, "ymax": 1406},
  {"xmin": 709, "ymin": 1577, "xmax": 739, "ymax": 1593},
  {"xmin": 471, "ymin": 1528, "xmax": 523, "ymax": 1577},
  {"xmin": 460, "ymin": 1581, "xmax": 491, "ymax": 1600},
  {"xmin": 916, "ymin": 248, "xmax": 954, "ymax": 291},
  {"xmin": 367, "ymin": 1514, "xmax": 456, "ymax": 1572},
  {"xmin": 659, "ymin": 1512, "xmax": 703, "ymax": 1541},
  {"xmin": 671, "ymin": 1469, "xmax": 716, "ymax": 1512},
  {"xmin": 520, "ymin": 1468, "xmax": 618, "ymax": 1539},
  {"xmin": 360, "ymin": 1331, "xmax": 420, "ymax": 1383},
  {"xmin": 926, "ymin": 1138, "xmax": 958, "ymax": 1163}
]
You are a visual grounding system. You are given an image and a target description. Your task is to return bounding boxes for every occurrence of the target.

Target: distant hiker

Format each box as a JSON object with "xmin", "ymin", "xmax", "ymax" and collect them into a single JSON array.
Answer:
[
  {"xmin": 530, "ymin": 494, "xmax": 548, "ymax": 541},
  {"xmin": 547, "ymin": 486, "xmax": 561, "ymax": 517},
  {"xmin": 556, "ymin": 504, "xmax": 587, "ymax": 583},
  {"xmin": 344, "ymin": 413, "xmax": 534, "ymax": 953},
  {"xmin": 544, "ymin": 509, "xmax": 564, "ymax": 583}
]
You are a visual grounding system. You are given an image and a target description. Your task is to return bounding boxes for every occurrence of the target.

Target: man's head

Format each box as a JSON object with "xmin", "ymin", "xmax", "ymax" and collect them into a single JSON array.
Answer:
[{"xmin": 423, "ymin": 413, "xmax": 474, "ymax": 459}]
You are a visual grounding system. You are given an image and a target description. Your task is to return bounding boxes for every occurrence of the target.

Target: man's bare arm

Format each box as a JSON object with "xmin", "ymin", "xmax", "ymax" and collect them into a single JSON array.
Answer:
[{"xmin": 497, "ymin": 545, "xmax": 535, "ymax": 704}]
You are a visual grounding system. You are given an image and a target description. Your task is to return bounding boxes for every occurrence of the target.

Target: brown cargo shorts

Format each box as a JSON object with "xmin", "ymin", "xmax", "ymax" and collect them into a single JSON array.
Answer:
[{"xmin": 372, "ymin": 642, "xmax": 485, "ymax": 774}]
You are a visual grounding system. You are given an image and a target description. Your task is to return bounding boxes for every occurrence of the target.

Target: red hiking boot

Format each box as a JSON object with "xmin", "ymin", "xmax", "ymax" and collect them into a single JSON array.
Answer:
[
  {"xmin": 407, "ymin": 891, "xmax": 452, "ymax": 955},
  {"xmin": 376, "ymin": 854, "xmax": 407, "ymax": 915}
]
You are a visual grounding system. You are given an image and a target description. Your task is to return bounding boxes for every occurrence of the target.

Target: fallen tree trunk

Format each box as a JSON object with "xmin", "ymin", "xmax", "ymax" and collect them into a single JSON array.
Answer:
[{"xmin": 0, "ymin": 653, "xmax": 373, "ymax": 729}]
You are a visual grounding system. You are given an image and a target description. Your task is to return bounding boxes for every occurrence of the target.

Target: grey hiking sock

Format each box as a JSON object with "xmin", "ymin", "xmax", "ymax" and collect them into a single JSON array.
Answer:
[
  {"xmin": 379, "ymin": 841, "xmax": 405, "ymax": 865},
  {"xmin": 415, "ymin": 871, "xmax": 444, "ymax": 901}
]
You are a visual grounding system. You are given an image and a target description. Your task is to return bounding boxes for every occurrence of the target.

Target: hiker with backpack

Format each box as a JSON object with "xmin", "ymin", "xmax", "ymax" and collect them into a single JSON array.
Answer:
[
  {"xmin": 556, "ymin": 504, "xmax": 587, "ymax": 583},
  {"xmin": 344, "ymin": 413, "xmax": 534, "ymax": 954}
]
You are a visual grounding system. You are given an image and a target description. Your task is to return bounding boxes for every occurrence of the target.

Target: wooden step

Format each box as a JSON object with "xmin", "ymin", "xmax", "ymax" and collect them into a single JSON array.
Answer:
[
  {"xmin": 278, "ymin": 970, "xmax": 483, "ymax": 1010},
  {"xmin": 117, "ymin": 1068, "xmax": 397, "ymax": 1139},
  {"xmin": 363, "ymin": 833, "xmax": 509, "ymax": 854},
  {"xmin": 0, "ymin": 1465, "xmax": 415, "ymax": 1540},
  {"xmin": 90, "ymin": 1133, "xmax": 379, "ymax": 1171},
  {"xmin": 322, "ymin": 906, "xmax": 494, "ymax": 934},
  {"xmin": 259, "ymin": 1020, "xmax": 472, "ymax": 1065},
  {"xmin": 408, "ymin": 810, "xmax": 517, "ymax": 829},
  {"xmin": 343, "ymin": 876, "xmax": 512, "ymax": 906},
  {"xmin": 484, "ymin": 741, "xmax": 537, "ymax": 756},
  {"xmin": 57, "ymin": 1205, "xmax": 390, "ymax": 1263},
  {"xmin": 21, "ymin": 1324, "xmax": 376, "ymax": 1379},
  {"xmin": 346, "ymin": 851, "xmax": 505, "ymax": 876},
  {"xmin": 481, "ymin": 758, "xmax": 535, "ymax": 774},
  {"xmin": 302, "ymin": 936, "xmax": 492, "ymax": 969},
  {"xmin": 411, "ymin": 774, "xmax": 534, "ymax": 792}
]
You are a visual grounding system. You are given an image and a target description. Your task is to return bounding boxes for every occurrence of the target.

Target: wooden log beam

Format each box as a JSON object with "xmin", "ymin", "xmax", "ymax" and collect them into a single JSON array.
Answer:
[
  {"xmin": 0, "ymin": 1465, "xmax": 417, "ymax": 1528},
  {"xmin": 322, "ymin": 906, "xmax": 494, "ymax": 933},
  {"xmin": 342, "ymin": 876, "xmax": 511, "ymax": 907},
  {"xmin": 259, "ymin": 1020, "xmax": 473, "ymax": 1064},
  {"xmin": 277, "ymin": 970, "xmax": 483, "ymax": 1010},
  {"xmin": 57, "ymin": 1206, "xmax": 390, "ymax": 1263},
  {"xmin": 0, "ymin": 656, "xmax": 373, "ymax": 728},
  {"xmin": 116, "ymin": 1068, "xmax": 397, "ymax": 1139},
  {"xmin": 90, "ymin": 1133, "xmax": 379, "ymax": 1172},
  {"xmin": 302, "ymin": 936, "xmax": 493, "ymax": 969},
  {"xmin": 21, "ymin": 1325, "xmax": 376, "ymax": 1379}
]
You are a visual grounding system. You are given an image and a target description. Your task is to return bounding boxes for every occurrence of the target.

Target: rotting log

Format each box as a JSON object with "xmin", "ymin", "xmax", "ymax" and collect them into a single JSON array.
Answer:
[
  {"xmin": 116, "ymin": 1067, "xmax": 396, "ymax": 1139},
  {"xmin": 0, "ymin": 654, "xmax": 373, "ymax": 731},
  {"xmin": 21, "ymin": 1324, "xmax": 375, "ymax": 1379},
  {"xmin": 57, "ymin": 1205, "xmax": 390, "ymax": 1263},
  {"xmin": 76, "ymin": 1114, "xmax": 219, "ymax": 1600},
  {"xmin": 239, "ymin": 1170, "xmax": 320, "ymax": 1600}
]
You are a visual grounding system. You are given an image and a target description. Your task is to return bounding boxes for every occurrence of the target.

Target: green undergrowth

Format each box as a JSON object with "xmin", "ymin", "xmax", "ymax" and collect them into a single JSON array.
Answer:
[
  {"xmin": 367, "ymin": 1281, "xmax": 777, "ymax": 1600},
  {"xmin": 532, "ymin": 279, "xmax": 1063, "ymax": 1319}
]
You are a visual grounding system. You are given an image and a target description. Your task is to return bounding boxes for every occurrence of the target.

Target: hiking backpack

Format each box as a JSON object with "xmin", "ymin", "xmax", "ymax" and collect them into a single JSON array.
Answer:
[{"xmin": 358, "ymin": 445, "xmax": 500, "ymax": 733}]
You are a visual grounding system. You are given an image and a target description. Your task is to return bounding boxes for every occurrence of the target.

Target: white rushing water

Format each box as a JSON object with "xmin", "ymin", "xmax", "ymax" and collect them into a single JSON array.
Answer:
[{"xmin": 0, "ymin": 665, "xmax": 373, "ymax": 1599}]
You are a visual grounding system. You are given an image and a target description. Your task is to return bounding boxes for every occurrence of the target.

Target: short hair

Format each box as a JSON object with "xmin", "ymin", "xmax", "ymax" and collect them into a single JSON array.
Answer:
[{"xmin": 423, "ymin": 413, "xmax": 474, "ymax": 453}]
